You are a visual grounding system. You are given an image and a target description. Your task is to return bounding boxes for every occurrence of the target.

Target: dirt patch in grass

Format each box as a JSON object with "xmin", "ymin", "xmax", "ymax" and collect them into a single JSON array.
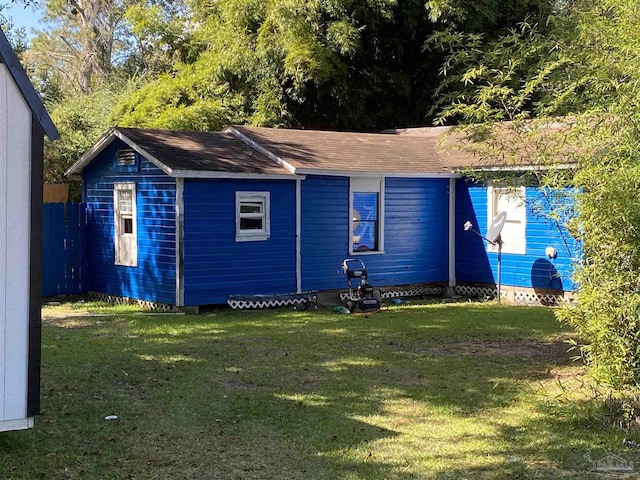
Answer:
[
  {"xmin": 393, "ymin": 335, "xmax": 575, "ymax": 361},
  {"xmin": 42, "ymin": 315, "xmax": 97, "ymax": 328}
]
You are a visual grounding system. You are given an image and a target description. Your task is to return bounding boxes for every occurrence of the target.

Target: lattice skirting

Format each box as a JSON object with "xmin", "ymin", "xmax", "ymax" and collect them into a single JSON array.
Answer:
[
  {"xmin": 90, "ymin": 285, "xmax": 575, "ymax": 311},
  {"xmin": 227, "ymin": 292, "xmax": 318, "ymax": 310},
  {"xmin": 454, "ymin": 285, "xmax": 503, "ymax": 300},
  {"xmin": 339, "ymin": 286, "xmax": 445, "ymax": 302},
  {"xmin": 512, "ymin": 289, "xmax": 576, "ymax": 306},
  {"xmin": 454, "ymin": 284, "xmax": 576, "ymax": 306},
  {"xmin": 88, "ymin": 292, "xmax": 177, "ymax": 312}
]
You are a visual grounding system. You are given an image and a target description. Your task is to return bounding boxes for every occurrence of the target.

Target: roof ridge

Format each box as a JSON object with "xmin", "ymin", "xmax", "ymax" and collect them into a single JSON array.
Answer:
[{"xmin": 226, "ymin": 126, "xmax": 297, "ymax": 174}]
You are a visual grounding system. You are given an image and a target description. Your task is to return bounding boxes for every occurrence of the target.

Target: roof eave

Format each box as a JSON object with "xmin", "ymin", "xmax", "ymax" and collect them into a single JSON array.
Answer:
[
  {"xmin": 294, "ymin": 168, "xmax": 460, "ymax": 178},
  {"xmin": 454, "ymin": 163, "xmax": 576, "ymax": 173},
  {"xmin": 65, "ymin": 128, "xmax": 173, "ymax": 177},
  {"xmin": 66, "ymin": 127, "xmax": 301, "ymax": 179},
  {"xmin": 170, "ymin": 170, "xmax": 304, "ymax": 180},
  {"xmin": 65, "ymin": 128, "xmax": 117, "ymax": 176}
]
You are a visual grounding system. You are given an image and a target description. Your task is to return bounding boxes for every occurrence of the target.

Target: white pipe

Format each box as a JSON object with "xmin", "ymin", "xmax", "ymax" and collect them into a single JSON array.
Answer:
[
  {"xmin": 296, "ymin": 178, "xmax": 302, "ymax": 293},
  {"xmin": 448, "ymin": 178, "xmax": 456, "ymax": 288}
]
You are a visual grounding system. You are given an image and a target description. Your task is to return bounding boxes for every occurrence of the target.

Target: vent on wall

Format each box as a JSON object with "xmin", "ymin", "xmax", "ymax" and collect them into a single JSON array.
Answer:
[{"xmin": 117, "ymin": 148, "xmax": 136, "ymax": 166}]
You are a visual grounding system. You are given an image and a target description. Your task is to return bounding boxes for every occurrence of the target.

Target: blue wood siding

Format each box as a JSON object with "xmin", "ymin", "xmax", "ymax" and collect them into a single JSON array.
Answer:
[
  {"xmin": 300, "ymin": 176, "xmax": 349, "ymax": 291},
  {"xmin": 83, "ymin": 141, "xmax": 176, "ymax": 304},
  {"xmin": 455, "ymin": 179, "xmax": 580, "ymax": 291},
  {"xmin": 43, "ymin": 203, "xmax": 88, "ymax": 296},
  {"xmin": 301, "ymin": 176, "xmax": 450, "ymax": 291},
  {"xmin": 182, "ymin": 179, "xmax": 296, "ymax": 306}
]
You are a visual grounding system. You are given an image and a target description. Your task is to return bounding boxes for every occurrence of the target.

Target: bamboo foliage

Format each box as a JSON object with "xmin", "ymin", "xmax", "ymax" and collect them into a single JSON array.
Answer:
[{"xmin": 431, "ymin": 0, "xmax": 640, "ymax": 388}]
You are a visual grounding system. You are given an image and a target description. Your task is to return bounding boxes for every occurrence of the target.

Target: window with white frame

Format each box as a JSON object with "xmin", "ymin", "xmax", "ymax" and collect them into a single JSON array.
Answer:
[
  {"xmin": 488, "ymin": 183, "xmax": 526, "ymax": 254},
  {"xmin": 350, "ymin": 177, "xmax": 384, "ymax": 254},
  {"xmin": 114, "ymin": 183, "xmax": 137, "ymax": 266},
  {"xmin": 236, "ymin": 192, "xmax": 270, "ymax": 241}
]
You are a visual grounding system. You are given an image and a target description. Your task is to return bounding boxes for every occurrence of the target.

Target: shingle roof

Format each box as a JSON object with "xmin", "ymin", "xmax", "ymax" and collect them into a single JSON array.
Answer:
[
  {"xmin": 66, "ymin": 127, "xmax": 295, "ymax": 177},
  {"xmin": 390, "ymin": 122, "xmax": 577, "ymax": 170},
  {"xmin": 116, "ymin": 128, "xmax": 292, "ymax": 176},
  {"xmin": 387, "ymin": 127, "xmax": 475, "ymax": 170},
  {"xmin": 231, "ymin": 125, "xmax": 460, "ymax": 175},
  {"xmin": 72, "ymin": 122, "xmax": 570, "ymax": 178}
]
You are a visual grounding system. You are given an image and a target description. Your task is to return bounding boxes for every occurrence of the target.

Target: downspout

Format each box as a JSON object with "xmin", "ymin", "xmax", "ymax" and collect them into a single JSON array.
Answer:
[
  {"xmin": 447, "ymin": 177, "xmax": 456, "ymax": 295},
  {"xmin": 296, "ymin": 178, "xmax": 302, "ymax": 293}
]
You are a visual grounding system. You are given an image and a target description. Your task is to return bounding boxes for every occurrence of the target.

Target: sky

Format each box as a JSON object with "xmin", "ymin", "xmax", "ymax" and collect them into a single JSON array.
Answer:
[{"xmin": 2, "ymin": 2, "xmax": 44, "ymax": 37}]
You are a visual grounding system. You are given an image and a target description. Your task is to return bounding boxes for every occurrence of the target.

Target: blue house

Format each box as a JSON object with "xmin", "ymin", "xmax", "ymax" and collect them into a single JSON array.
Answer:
[
  {"xmin": 391, "ymin": 126, "xmax": 580, "ymax": 305},
  {"xmin": 66, "ymin": 125, "xmax": 579, "ymax": 309},
  {"xmin": 455, "ymin": 180, "xmax": 579, "ymax": 303}
]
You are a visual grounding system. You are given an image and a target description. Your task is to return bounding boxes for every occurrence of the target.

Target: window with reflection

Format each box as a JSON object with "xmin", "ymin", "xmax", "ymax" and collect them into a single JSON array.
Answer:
[
  {"xmin": 350, "ymin": 178, "xmax": 384, "ymax": 253},
  {"xmin": 236, "ymin": 192, "xmax": 270, "ymax": 242}
]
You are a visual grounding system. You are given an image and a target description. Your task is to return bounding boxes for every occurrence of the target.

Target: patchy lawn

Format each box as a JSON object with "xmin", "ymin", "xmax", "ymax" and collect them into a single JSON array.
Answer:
[{"xmin": 0, "ymin": 301, "xmax": 637, "ymax": 479}]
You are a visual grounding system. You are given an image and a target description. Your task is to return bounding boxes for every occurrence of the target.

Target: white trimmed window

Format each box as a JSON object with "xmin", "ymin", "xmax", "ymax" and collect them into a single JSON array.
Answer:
[
  {"xmin": 114, "ymin": 183, "xmax": 137, "ymax": 266},
  {"xmin": 236, "ymin": 192, "xmax": 270, "ymax": 242},
  {"xmin": 350, "ymin": 177, "xmax": 384, "ymax": 254},
  {"xmin": 488, "ymin": 183, "xmax": 526, "ymax": 254}
]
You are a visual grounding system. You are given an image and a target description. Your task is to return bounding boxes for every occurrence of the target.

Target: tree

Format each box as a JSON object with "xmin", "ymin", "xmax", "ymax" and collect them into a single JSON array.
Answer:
[
  {"xmin": 0, "ymin": 4, "xmax": 28, "ymax": 56},
  {"xmin": 114, "ymin": 0, "xmax": 556, "ymax": 131},
  {"xmin": 45, "ymin": 79, "xmax": 140, "ymax": 183},
  {"xmin": 425, "ymin": 0, "xmax": 555, "ymax": 32},
  {"xmin": 17, "ymin": 0, "xmax": 199, "ymax": 181},
  {"xmin": 122, "ymin": 0, "xmax": 198, "ymax": 76},
  {"xmin": 431, "ymin": 0, "xmax": 640, "ymax": 388},
  {"xmin": 17, "ymin": 0, "xmax": 557, "ymax": 186},
  {"xmin": 21, "ymin": 0, "xmax": 149, "ymax": 94},
  {"xmin": 553, "ymin": 1, "xmax": 640, "ymax": 387}
]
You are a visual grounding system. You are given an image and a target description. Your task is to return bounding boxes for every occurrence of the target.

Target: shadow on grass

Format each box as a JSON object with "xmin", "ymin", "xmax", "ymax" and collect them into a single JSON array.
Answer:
[
  {"xmin": 421, "ymin": 400, "xmax": 635, "ymax": 480},
  {"xmin": 1, "ymin": 303, "xmax": 628, "ymax": 479}
]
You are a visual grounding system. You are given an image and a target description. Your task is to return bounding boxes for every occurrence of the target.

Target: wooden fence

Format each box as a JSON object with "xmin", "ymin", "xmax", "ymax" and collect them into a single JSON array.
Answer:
[{"xmin": 42, "ymin": 203, "xmax": 88, "ymax": 296}]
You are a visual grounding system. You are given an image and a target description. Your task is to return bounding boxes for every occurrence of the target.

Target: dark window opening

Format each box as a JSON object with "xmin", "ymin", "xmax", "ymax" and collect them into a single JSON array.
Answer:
[
  {"xmin": 240, "ymin": 217, "xmax": 263, "ymax": 230},
  {"xmin": 240, "ymin": 203, "xmax": 263, "ymax": 214},
  {"xmin": 123, "ymin": 217, "xmax": 133, "ymax": 234}
]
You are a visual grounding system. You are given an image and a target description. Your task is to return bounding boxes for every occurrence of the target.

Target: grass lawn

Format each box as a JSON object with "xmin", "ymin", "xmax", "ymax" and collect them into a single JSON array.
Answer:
[{"xmin": 0, "ymin": 301, "xmax": 637, "ymax": 479}]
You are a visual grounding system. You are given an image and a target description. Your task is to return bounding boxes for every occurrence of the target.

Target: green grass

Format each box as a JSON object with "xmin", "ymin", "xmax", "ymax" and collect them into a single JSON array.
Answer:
[{"xmin": 0, "ymin": 301, "xmax": 636, "ymax": 479}]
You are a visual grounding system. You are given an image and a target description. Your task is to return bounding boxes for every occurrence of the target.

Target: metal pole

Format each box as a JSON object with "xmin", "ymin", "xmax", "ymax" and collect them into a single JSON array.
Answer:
[{"xmin": 497, "ymin": 237, "xmax": 502, "ymax": 305}]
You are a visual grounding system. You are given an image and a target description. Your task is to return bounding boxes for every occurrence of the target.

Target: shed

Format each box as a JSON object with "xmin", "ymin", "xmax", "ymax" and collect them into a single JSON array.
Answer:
[
  {"xmin": 0, "ymin": 28, "xmax": 59, "ymax": 432},
  {"xmin": 66, "ymin": 124, "xmax": 579, "ymax": 308}
]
